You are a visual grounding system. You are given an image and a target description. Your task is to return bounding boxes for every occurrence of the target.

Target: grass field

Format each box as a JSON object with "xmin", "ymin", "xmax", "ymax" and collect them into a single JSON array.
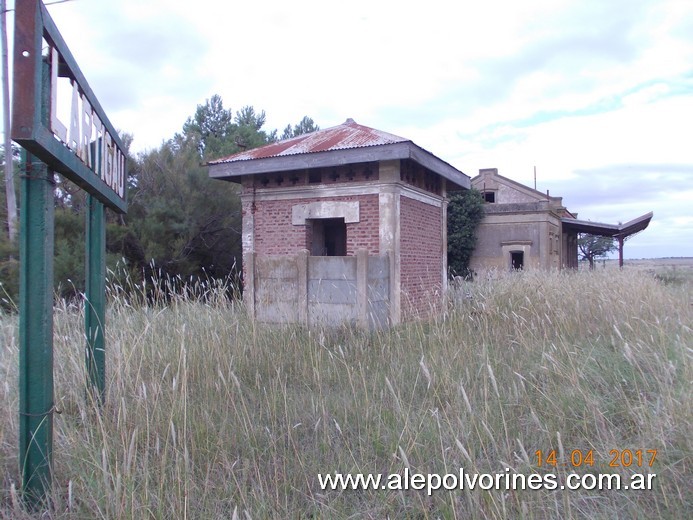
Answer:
[{"xmin": 1, "ymin": 266, "xmax": 691, "ymax": 518}]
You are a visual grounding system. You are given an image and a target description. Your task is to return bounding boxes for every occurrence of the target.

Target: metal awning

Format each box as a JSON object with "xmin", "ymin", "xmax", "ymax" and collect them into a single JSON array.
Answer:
[
  {"xmin": 561, "ymin": 211, "xmax": 653, "ymax": 238},
  {"xmin": 562, "ymin": 211, "xmax": 653, "ymax": 268}
]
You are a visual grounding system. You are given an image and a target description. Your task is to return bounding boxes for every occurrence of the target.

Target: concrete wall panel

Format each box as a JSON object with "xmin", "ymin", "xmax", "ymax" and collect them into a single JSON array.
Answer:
[
  {"xmin": 309, "ymin": 303, "xmax": 359, "ymax": 326},
  {"xmin": 368, "ymin": 256, "xmax": 389, "ymax": 279},
  {"xmin": 249, "ymin": 252, "xmax": 390, "ymax": 329},
  {"xmin": 367, "ymin": 301, "xmax": 389, "ymax": 329},
  {"xmin": 308, "ymin": 256, "xmax": 357, "ymax": 279},
  {"xmin": 256, "ymin": 257, "xmax": 299, "ymax": 279},
  {"xmin": 308, "ymin": 279, "xmax": 357, "ymax": 304},
  {"xmin": 367, "ymin": 278, "xmax": 389, "ymax": 302}
]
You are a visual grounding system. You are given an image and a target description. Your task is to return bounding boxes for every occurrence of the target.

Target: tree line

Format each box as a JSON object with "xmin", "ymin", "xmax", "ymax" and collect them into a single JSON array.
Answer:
[
  {"xmin": 0, "ymin": 92, "xmax": 497, "ymax": 308},
  {"xmin": 0, "ymin": 95, "xmax": 319, "ymax": 305}
]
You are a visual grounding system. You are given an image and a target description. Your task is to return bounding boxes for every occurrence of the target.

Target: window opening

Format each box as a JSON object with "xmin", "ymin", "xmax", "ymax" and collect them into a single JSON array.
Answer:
[
  {"xmin": 309, "ymin": 218, "xmax": 346, "ymax": 256},
  {"xmin": 511, "ymin": 251, "xmax": 524, "ymax": 270},
  {"xmin": 484, "ymin": 191, "xmax": 495, "ymax": 203}
]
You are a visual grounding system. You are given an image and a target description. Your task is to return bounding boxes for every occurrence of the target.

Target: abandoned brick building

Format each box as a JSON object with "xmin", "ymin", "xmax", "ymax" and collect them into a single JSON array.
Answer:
[
  {"xmin": 208, "ymin": 122, "xmax": 653, "ymax": 327},
  {"xmin": 208, "ymin": 119, "xmax": 470, "ymax": 327}
]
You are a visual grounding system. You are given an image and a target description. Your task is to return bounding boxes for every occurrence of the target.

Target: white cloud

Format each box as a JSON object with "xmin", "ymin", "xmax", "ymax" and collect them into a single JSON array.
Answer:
[{"xmin": 1, "ymin": 0, "xmax": 690, "ymax": 257}]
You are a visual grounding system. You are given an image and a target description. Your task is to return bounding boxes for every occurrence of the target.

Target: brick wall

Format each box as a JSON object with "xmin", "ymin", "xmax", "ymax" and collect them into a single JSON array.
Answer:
[
  {"xmin": 344, "ymin": 194, "xmax": 380, "ymax": 255},
  {"xmin": 247, "ymin": 193, "xmax": 380, "ymax": 256},
  {"xmin": 399, "ymin": 196, "xmax": 443, "ymax": 319},
  {"xmin": 246, "ymin": 198, "xmax": 308, "ymax": 254}
]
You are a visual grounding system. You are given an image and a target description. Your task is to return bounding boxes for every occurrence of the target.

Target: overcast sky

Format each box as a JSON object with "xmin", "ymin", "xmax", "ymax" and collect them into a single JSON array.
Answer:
[{"xmin": 4, "ymin": 0, "xmax": 692, "ymax": 258}]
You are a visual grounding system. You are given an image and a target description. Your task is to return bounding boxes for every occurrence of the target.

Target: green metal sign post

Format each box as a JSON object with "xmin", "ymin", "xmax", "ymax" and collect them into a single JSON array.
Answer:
[
  {"xmin": 12, "ymin": 0, "xmax": 128, "ymax": 505},
  {"xmin": 18, "ymin": 151, "xmax": 55, "ymax": 502},
  {"xmin": 85, "ymin": 194, "xmax": 106, "ymax": 403}
]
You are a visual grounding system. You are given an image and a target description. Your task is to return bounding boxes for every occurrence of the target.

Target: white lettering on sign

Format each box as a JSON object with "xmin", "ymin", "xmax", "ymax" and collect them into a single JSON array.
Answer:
[
  {"xmin": 48, "ymin": 45, "xmax": 125, "ymax": 201},
  {"xmin": 69, "ymin": 81, "xmax": 80, "ymax": 152},
  {"xmin": 104, "ymin": 132, "xmax": 112, "ymax": 186},
  {"xmin": 80, "ymin": 95, "xmax": 92, "ymax": 167},
  {"xmin": 49, "ymin": 47, "xmax": 68, "ymax": 142}
]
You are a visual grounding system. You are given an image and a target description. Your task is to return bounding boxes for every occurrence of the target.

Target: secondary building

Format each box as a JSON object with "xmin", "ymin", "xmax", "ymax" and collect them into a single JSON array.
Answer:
[
  {"xmin": 208, "ymin": 119, "xmax": 470, "ymax": 327},
  {"xmin": 469, "ymin": 168, "xmax": 652, "ymax": 271}
]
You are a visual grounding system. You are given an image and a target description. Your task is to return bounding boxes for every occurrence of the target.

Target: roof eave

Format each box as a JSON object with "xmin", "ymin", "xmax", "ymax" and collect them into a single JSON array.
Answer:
[
  {"xmin": 407, "ymin": 143, "xmax": 470, "ymax": 189},
  {"xmin": 208, "ymin": 142, "xmax": 470, "ymax": 190}
]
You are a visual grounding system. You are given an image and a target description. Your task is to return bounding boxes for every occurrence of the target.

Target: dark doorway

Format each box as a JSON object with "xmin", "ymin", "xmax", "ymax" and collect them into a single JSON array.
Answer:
[
  {"xmin": 511, "ymin": 251, "xmax": 524, "ymax": 270},
  {"xmin": 309, "ymin": 218, "xmax": 347, "ymax": 256}
]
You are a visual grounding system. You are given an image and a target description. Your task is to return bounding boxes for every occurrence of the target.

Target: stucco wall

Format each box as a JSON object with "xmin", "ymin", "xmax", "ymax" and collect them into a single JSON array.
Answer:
[
  {"xmin": 496, "ymin": 183, "xmax": 538, "ymax": 204},
  {"xmin": 470, "ymin": 211, "xmax": 565, "ymax": 271}
]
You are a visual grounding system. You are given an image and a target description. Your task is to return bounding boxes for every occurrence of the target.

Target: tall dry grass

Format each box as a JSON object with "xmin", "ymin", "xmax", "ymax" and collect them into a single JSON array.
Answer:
[{"xmin": 0, "ymin": 268, "xmax": 691, "ymax": 518}]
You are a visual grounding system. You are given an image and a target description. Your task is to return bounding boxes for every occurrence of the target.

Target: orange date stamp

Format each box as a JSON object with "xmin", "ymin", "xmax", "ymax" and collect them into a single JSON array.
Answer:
[{"xmin": 535, "ymin": 449, "xmax": 657, "ymax": 469}]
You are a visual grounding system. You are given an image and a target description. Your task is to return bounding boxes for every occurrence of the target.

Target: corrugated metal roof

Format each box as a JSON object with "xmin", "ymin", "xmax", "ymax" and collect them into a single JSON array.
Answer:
[
  {"xmin": 561, "ymin": 212, "xmax": 653, "ymax": 237},
  {"xmin": 207, "ymin": 118, "xmax": 471, "ymax": 190},
  {"xmin": 208, "ymin": 118, "xmax": 409, "ymax": 164}
]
